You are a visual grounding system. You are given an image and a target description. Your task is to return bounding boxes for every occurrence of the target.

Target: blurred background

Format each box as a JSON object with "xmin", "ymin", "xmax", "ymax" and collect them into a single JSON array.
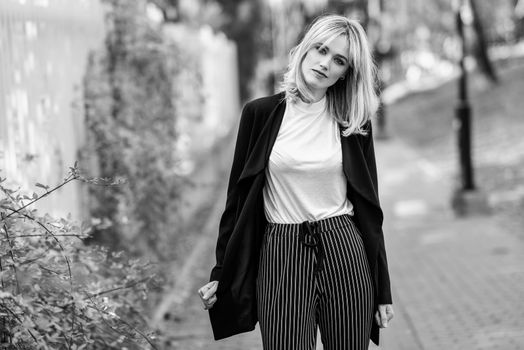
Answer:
[{"xmin": 1, "ymin": 0, "xmax": 523, "ymax": 349}]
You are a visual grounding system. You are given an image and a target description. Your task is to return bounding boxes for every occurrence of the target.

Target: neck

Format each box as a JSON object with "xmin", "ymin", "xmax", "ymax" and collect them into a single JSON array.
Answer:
[{"xmin": 310, "ymin": 89, "xmax": 326, "ymax": 103}]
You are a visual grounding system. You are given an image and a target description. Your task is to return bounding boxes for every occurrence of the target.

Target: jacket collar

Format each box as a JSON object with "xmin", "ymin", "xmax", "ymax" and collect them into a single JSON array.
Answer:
[{"xmin": 237, "ymin": 93, "xmax": 286, "ymax": 183}]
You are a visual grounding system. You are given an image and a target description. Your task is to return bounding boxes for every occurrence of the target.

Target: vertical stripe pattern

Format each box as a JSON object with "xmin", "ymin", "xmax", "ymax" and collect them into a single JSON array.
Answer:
[{"xmin": 256, "ymin": 214, "xmax": 374, "ymax": 350}]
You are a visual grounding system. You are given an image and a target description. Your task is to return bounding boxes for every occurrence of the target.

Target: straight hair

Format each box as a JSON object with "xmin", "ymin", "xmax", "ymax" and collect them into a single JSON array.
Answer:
[{"xmin": 282, "ymin": 14, "xmax": 379, "ymax": 136}]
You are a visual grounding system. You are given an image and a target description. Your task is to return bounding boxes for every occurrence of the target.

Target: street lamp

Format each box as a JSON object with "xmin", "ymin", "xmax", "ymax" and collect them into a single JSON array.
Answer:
[
  {"xmin": 451, "ymin": 0, "xmax": 489, "ymax": 216},
  {"xmin": 455, "ymin": 0, "xmax": 474, "ymax": 191},
  {"xmin": 372, "ymin": 0, "xmax": 393, "ymax": 140}
]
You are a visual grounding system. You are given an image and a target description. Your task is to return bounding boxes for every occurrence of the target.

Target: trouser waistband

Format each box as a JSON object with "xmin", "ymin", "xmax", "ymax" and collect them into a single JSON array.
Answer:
[{"xmin": 266, "ymin": 214, "xmax": 355, "ymax": 275}]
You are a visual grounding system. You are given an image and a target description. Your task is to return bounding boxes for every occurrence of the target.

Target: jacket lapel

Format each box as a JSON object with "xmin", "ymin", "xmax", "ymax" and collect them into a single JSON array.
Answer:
[
  {"xmin": 341, "ymin": 133, "xmax": 381, "ymax": 208},
  {"xmin": 237, "ymin": 96, "xmax": 286, "ymax": 183}
]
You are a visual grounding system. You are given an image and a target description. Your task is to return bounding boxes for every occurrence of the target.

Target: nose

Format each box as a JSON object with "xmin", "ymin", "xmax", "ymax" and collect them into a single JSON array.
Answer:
[{"xmin": 319, "ymin": 57, "xmax": 330, "ymax": 71}]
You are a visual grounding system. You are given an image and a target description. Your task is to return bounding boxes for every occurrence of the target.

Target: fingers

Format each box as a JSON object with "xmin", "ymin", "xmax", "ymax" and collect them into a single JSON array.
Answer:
[
  {"xmin": 204, "ymin": 281, "xmax": 218, "ymax": 299},
  {"xmin": 380, "ymin": 306, "xmax": 388, "ymax": 328},
  {"xmin": 198, "ymin": 281, "xmax": 218, "ymax": 297},
  {"xmin": 203, "ymin": 295, "xmax": 217, "ymax": 310},
  {"xmin": 374, "ymin": 307, "xmax": 387, "ymax": 328},
  {"xmin": 386, "ymin": 304, "xmax": 395, "ymax": 322},
  {"xmin": 198, "ymin": 281, "xmax": 219, "ymax": 310},
  {"xmin": 375, "ymin": 304, "xmax": 394, "ymax": 328}
]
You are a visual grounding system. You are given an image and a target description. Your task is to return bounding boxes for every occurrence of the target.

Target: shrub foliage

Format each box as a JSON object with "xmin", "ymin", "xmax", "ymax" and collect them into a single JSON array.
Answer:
[
  {"xmin": 82, "ymin": 0, "xmax": 182, "ymax": 257},
  {"xmin": 0, "ymin": 168, "xmax": 158, "ymax": 349}
]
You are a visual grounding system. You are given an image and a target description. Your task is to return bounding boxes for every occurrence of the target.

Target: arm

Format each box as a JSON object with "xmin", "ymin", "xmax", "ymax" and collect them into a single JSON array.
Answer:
[
  {"xmin": 363, "ymin": 121, "xmax": 392, "ymax": 305},
  {"xmin": 209, "ymin": 103, "xmax": 254, "ymax": 282}
]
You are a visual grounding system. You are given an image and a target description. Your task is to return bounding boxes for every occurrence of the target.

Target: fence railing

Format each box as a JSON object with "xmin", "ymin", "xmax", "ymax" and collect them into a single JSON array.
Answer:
[{"xmin": 0, "ymin": 0, "xmax": 105, "ymax": 219}]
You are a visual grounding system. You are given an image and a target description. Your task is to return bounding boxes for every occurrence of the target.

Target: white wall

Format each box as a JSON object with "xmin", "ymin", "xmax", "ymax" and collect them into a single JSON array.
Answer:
[
  {"xmin": 0, "ymin": 0, "xmax": 105, "ymax": 219},
  {"xmin": 165, "ymin": 23, "xmax": 240, "ymax": 174}
]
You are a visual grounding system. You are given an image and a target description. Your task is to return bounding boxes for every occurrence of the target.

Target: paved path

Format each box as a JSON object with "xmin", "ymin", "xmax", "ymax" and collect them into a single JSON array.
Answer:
[
  {"xmin": 375, "ymin": 139, "xmax": 524, "ymax": 350},
  {"xmin": 159, "ymin": 135, "xmax": 524, "ymax": 349}
]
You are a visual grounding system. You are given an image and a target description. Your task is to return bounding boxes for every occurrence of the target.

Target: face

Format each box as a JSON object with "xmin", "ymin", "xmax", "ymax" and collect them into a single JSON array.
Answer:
[{"xmin": 300, "ymin": 34, "xmax": 350, "ymax": 99}]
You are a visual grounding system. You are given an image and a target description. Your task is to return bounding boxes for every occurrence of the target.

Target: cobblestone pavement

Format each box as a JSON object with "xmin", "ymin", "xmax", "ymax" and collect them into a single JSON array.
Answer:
[
  {"xmin": 160, "ymin": 135, "xmax": 524, "ymax": 349},
  {"xmin": 374, "ymin": 139, "xmax": 524, "ymax": 350}
]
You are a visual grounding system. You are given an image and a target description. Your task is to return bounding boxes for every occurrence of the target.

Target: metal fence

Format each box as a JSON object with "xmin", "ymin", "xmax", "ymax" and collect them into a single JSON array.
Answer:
[{"xmin": 0, "ymin": 0, "xmax": 105, "ymax": 219}]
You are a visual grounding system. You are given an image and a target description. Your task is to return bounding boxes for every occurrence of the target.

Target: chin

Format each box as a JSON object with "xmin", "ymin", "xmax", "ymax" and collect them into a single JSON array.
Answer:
[{"xmin": 304, "ymin": 77, "xmax": 322, "ymax": 90}]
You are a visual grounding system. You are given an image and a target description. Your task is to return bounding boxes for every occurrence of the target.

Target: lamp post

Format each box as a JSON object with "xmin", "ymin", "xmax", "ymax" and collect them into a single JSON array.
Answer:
[
  {"xmin": 451, "ymin": 0, "xmax": 489, "ymax": 215},
  {"xmin": 455, "ymin": 0, "xmax": 475, "ymax": 191},
  {"xmin": 374, "ymin": 0, "xmax": 393, "ymax": 140}
]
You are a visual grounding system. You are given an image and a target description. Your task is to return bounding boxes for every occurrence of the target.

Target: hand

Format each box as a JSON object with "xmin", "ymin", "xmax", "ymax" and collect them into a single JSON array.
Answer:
[
  {"xmin": 374, "ymin": 304, "xmax": 394, "ymax": 328},
  {"xmin": 198, "ymin": 281, "xmax": 218, "ymax": 310}
]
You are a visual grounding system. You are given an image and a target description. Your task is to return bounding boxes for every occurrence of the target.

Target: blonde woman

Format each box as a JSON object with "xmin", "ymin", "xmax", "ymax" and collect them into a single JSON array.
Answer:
[{"xmin": 199, "ymin": 14, "xmax": 394, "ymax": 350}]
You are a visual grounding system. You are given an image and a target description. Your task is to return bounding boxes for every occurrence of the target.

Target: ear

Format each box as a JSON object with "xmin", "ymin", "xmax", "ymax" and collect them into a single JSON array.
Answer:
[{"xmin": 340, "ymin": 66, "xmax": 351, "ymax": 81}]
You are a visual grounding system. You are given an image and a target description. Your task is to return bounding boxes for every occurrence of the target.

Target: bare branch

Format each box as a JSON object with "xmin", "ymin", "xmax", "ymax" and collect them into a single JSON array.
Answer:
[
  {"xmin": 84, "ymin": 277, "xmax": 152, "ymax": 300},
  {"xmin": 0, "ymin": 173, "xmax": 78, "ymax": 222},
  {"xmin": 0, "ymin": 303, "xmax": 38, "ymax": 343},
  {"xmin": 1, "ymin": 217, "xmax": 20, "ymax": 295},
  {"xmin": 8, "ymin": 233, "xmax": 86, "ymax": 239},
  {"xmin": 0, "ymin": 258, "xmax": 4, "ymax": 290}
]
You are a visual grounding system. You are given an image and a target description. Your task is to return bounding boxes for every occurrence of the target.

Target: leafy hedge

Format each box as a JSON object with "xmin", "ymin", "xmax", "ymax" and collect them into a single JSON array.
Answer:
[
  {"xmin": 0, "ymin": 168, "xmax": 158, "ymax": 349},
  {"xmin": 82, "ymin": 0, "xmax": 183, "ymax": 258}
]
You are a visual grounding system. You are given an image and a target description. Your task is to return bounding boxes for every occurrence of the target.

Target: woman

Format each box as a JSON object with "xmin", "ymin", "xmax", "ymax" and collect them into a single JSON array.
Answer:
[{"xmin": 198, "ymin": 14, "xmax": 393, "ymax": 350}]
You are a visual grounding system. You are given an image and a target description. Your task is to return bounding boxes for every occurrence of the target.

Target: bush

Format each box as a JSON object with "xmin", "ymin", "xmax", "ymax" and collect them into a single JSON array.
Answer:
[
  {"xmin": 82, "ymin": 0, "xmax": 183, "ymax": 258},
  {"xmin": 0, "ymin": 167, "xmax": 160, "ymax": 349}
]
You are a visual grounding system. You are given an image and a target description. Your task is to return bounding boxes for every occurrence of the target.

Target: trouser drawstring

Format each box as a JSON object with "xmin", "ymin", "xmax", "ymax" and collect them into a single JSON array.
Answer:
[{"xmin": 299, "ymin": 220, "xmax": 325, "ymax": 275}]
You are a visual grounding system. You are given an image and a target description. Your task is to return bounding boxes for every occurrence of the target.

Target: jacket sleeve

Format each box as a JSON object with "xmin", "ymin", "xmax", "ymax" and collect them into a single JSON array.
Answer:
[
  {"xmin": 210, "ymin": 102, "xmax": 254, "ymax": 282},
  {"xmin": 364, "ymin": 121, "xmax": 393, "ymax": 305}
]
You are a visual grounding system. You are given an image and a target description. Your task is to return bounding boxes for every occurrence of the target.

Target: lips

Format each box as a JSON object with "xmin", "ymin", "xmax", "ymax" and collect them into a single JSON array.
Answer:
[{"xmin": 312, "ymin": 69, "xmax": 327, "ymax": 78}]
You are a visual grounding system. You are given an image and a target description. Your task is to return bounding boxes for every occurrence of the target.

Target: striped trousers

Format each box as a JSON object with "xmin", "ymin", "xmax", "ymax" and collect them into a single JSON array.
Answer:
[{"xmin": 256, "ymin": 214, "xmax": 374, "ymax": 350}]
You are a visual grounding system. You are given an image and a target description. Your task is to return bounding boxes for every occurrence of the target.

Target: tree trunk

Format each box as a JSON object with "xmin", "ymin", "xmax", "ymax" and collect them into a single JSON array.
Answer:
[{"xmin": 470, "ymin": 0, "xmax": 498, "ymax": 83}]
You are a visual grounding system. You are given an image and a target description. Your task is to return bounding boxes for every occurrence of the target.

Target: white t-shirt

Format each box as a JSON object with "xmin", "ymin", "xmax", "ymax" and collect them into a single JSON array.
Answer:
[{"xmin": 263, "ymin": 96, "xmax": 354, "ymax": 223}]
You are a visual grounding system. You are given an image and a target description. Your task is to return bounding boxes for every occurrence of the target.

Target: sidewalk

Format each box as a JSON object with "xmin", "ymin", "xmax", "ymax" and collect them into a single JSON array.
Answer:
[
  {"xmin": 160, "ymin": 134, "xmax": 524, "ymax": 349},
  {"xmin": 373, "ymin": 138, "xmax": 524, "ymax": 350}
]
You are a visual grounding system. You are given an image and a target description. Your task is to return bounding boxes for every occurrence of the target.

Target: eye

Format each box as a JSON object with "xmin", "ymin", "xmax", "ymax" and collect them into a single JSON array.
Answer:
[
  {"xmin": 335, "ymin": 58, "xmax": 345, "ymax": 65},
  {"xmin": 316, "ymin": 45, "xmax": 327, "ymax": 55}
]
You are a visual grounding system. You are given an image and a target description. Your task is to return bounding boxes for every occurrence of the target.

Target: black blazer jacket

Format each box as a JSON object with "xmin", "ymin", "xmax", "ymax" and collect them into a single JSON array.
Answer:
[{"xmin": 209, "ymin": 92, "xmax": 392, "ymax": 346}]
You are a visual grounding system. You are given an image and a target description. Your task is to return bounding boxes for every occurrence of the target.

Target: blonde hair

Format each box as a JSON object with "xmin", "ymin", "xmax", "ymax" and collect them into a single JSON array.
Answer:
[{"xmin": 282, "ymin": 14, "xmax": 378, "ymax": 136}]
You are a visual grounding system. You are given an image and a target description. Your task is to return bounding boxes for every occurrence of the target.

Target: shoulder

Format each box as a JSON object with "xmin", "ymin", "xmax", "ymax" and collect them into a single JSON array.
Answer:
[
  {"xmin": 244, "ymin": 91, "xmax": 286, "ymax": 115},
  {"xmin": 237, "ymin": 91, "xmax": 285, "ymax": 133}
]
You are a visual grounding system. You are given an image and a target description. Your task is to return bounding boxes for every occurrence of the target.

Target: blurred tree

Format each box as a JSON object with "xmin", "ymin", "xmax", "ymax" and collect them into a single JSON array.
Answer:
[
  {"xmin": 473, "ymin": 0, "xmax": 517, "ymax": 44},
  {"xmin": 150, "ymin": 0, "xmax": 264, "ymax": 101},
  {"xmin": 147, "ymin": 0, "xmax": 180, "ymax": 22},
  {"xmin": 515, "ymin": 0, "xmax": 524, "ymax": 39},
  {"xmin": 374, "ymin": 0, "xmax": 520, "ymax": 85},
  {"xmin": 328, "ymin": 0, "xmax": 369, "ymax": 28},
  {"xmin": 470, "ymin": 0, "xmax": 498, "ymax": 83},
  {"xmin": 212, "ymin": 0, "xmax": 264, "ymax": 101},
  {"xmin": 82, "ymin": 0, "xmax": 182, "ymax": 257}
]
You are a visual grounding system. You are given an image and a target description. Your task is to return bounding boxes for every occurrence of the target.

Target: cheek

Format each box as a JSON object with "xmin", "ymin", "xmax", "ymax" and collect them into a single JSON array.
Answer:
[
  {"xmin": 336, "ymin": 65, "xmax": 348, "ymax": 77},
  {"xmin": 331, "ymin": 67, "xmax": 348, "ymax": 81},
  {"xmin": 302, "ymin": 52, "xmax": 313, "ymax": 68},
  {"xmin": 301, "ymin": 55, "xmax": 315, "ymax": 77}
]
